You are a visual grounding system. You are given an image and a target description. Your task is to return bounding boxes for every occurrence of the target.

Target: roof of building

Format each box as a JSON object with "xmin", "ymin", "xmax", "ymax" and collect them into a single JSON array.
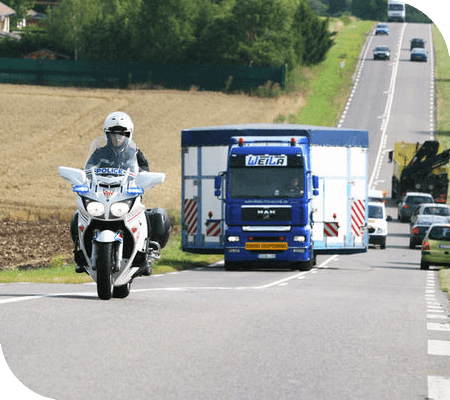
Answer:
[{"xmin": 0, "ymin": 2, "xmax": 16, "ymax": 17}]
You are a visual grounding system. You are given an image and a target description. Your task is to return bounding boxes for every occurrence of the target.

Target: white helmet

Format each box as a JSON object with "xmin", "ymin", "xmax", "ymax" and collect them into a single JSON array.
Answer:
[{"xmin": 103, "ymin": 111, "xmax": 134, "ymax": 142}]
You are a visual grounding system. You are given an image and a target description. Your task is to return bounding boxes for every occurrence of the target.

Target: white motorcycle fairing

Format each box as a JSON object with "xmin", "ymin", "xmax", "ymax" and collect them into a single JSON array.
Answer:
[{"xmin": 58, "ymin": 138, "xmax": 165, "ymax": 300}]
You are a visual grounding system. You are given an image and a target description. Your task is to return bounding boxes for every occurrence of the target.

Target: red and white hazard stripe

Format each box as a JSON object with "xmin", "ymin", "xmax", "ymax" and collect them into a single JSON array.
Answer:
[
  {"xmin": 184, "ymin": 199, "xmax": 198, "ymax": 235},
  {"xmin": 351, "ymin": 199, "xmax": 365, "ymax": 237},
  {"xmin": 206, "ymin": 221, "xmax": 221, "ymax": 237},
  {"xmin": 324, "ymin": 222, "xmax": 339, "ymax": 237}
]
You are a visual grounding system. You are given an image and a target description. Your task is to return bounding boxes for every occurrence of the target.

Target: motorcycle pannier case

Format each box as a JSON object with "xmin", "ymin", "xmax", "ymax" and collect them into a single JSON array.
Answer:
[{"xmin": 147, "ymin": 207, "xmax": 171, "ymax": 248}]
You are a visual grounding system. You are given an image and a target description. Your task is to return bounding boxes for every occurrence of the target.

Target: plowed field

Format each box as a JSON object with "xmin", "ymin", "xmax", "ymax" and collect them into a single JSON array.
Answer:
[{"xmin": 0, "ymin": 84, "xmax": 304, "ymax": 268}]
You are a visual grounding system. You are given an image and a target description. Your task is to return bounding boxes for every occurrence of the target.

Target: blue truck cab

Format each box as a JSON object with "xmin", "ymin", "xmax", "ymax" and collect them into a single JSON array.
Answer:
[{"xmin": 216, "ymin": 135, "xmax": 319, "ymax": 270}]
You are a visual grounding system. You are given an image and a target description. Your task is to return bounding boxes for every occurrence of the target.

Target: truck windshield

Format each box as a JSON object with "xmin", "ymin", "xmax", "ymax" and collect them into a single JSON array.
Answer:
[{"xmin": 228, "ymin": 167, "xmax": 305, "ymax": 199}]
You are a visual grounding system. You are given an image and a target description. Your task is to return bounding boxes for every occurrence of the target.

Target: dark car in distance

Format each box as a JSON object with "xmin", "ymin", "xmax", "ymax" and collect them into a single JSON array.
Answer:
[
  {"xmin": 410, "ymin": 37, "xmax": 425, "ymax": 50},
  {"xmin": 398, "ymin": 192, "xmax": 434, "ymax": 222}
]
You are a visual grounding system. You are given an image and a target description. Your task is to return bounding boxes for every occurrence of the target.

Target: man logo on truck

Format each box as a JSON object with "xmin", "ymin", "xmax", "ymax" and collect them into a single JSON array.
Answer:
[
  {"xmin": 257, "ymin": 209, "xmax": 276, "ymax": 219},
  {"xmin": 246, "ymin": 155, "xmax": 287, "ymax": 166}
]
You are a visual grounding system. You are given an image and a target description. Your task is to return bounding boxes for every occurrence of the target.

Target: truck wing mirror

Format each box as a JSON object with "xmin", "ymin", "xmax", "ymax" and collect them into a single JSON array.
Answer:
[
  {"xmin": 214, "ymin": 175, "xmax": 222, "ymax": 197},
  {"xmin": 312, "ymin": 175, "xmax": 319, "ymax": 196},
  {"xmin": 388, "ymin": 150, "xmax": 393, "ymax": 163}
]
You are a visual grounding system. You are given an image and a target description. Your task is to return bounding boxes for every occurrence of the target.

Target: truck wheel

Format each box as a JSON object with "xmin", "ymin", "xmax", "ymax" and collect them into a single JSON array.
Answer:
[
  {"xmin": 96, "ymin": 242, "xmax": 114, "ymax": 300},
  {"xmin": 409, "ymin": 239, "xmax": 415, "ymax": 249},
  {"xmin": 380, "ymin": 238, "xmax": 386, "ymax": 249},
  {"xmin": 420, "ymin": 260, "xmax": 429, "ymax": 270},
  {"xmin": 224, "ymin": 261, "xmax": 240, "ymax": 271},
  {"xmin": 297, "ymin": 260, "xmax": 313, "ymax": 271}
]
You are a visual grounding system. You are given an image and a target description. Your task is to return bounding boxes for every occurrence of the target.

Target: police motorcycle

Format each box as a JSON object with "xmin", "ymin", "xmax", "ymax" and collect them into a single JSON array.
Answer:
[{"xmin": 59, "ymin": 137, "xmax": 169, "ymax": 300}]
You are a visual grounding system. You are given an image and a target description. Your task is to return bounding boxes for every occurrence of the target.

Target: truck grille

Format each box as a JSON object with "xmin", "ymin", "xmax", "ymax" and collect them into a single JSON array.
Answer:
[{"xmin": 242, "ymin": 206, "xmax": 291, "ymax": 222}]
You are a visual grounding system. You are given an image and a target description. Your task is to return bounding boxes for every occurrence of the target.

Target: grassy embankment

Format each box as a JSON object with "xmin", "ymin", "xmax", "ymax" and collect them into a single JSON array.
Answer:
[{"xmin": 434, "ymin": 25, "xmax": 450, "ymax": 299}]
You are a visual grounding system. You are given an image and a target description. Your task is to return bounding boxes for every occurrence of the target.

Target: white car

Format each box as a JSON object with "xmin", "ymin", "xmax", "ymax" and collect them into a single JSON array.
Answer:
[{"xmin": 368, "ymin": 201, "xmax": 390, "ymax": 249}]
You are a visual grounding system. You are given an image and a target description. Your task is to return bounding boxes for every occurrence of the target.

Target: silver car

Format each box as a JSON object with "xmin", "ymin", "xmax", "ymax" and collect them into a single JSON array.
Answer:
[{"xmin": 373, "ymin": 45, "xmax": 390, "ymax": 60}]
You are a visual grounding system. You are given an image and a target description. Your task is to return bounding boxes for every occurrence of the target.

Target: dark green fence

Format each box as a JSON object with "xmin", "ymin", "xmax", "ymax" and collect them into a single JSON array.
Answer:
[{"xmin": 0, "ymin": 58, "xmax": 285, "ymax": 90}]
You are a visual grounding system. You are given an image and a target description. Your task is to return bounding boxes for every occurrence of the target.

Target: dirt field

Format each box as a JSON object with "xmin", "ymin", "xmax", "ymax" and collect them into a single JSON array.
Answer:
[{"xmin": 0, "ymin": 84, "xmax": 305, "ymax": 268}]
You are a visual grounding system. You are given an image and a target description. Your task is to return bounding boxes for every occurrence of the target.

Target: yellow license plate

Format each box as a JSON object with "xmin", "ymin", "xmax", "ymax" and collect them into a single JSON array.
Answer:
[{"xmin": 245, "ymin": 242, "xmax": 288, "ymax": 251}]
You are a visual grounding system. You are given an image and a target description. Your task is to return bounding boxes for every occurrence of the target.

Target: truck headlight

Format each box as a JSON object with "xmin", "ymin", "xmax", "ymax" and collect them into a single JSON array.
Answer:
[
  {"xmin": 110, "ymin": 202, "xmax": 131, "ymax": 217},
  {"xmin": 227, "ymin": 236, "xmax": 240, "ymax": 242},
  {"xmin": 294, "ymin": 236, "xmax": 306, "ymax": 242},
  {"xmin": 86, "ymin": 201, "xmax": 105, "ymax": 217}
]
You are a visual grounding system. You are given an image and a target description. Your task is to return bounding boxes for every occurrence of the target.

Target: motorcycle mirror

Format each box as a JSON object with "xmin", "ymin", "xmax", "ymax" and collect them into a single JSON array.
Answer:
[
  {"xmin": 135, "ymin": 172, "xmax": 165, "ymax": 189},
  {"xmin": 58, "ymin": 166, "xmax": 87, "ymax": 186}
]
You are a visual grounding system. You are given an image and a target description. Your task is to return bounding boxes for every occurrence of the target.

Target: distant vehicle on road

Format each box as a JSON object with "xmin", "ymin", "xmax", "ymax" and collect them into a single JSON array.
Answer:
[
  {"xmin": 410, "ymin": 38, "xmax": 426, "ymax": 50},
  {"xmin": 409, "ymin": 215, "xmax": 449, "ymax": 249},
  {"xmin": 410, "ymin": 203, "xmax": 450, "ymax": 226},
  {"xmin": 368, "ymin": 201, "xmax": 391, "ymax": 249},
  {"xmin": 421, "ymin": 223, "xmax": 450, "ymax": 269},
  {"xmin": 375, "ymin": 23, "xmax": 389, "ymax": 35},
  {"xmin": 398, "ymin": 192, "xmax": 434, "ymax": 222},
  {"xmin": 387, "ymin": 0, "xmax": 406, "ymax": 22},
  {"xmin": 410, "ymin": 48, "xmax": 428, "ymax": 62},
  {"xmin": 373, "ymin": 46, "xmax": 390, "ymax": 60}
]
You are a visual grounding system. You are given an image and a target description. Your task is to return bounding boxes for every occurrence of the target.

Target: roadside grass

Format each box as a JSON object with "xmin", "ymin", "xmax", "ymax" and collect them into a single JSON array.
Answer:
[
  {"xmin": 285, "ymin": 20, "xmax": 375, "ymax": 126},
  {"xmin": 434, "ymin": 25, "xmax": 450, "ymax": 299},
  {"xmin": 439, "ymin": 268, "xmax": 450, "ymax": 300}
]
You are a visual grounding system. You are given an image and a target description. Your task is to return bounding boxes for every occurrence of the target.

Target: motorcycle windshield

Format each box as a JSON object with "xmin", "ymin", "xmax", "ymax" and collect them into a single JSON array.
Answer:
[{"xmin": 84, "ymin": 136, "xmax": 139, "ymax": 176}]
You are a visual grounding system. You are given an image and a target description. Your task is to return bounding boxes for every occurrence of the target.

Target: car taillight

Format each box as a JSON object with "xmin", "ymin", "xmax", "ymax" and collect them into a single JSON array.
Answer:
[
  {"xmin": 412, "ymin": 227, "xmax": 419, "ymax": 235},
  {"xmin": 422, "ymin": 241, "xmax": 430, "ymax": 251}
]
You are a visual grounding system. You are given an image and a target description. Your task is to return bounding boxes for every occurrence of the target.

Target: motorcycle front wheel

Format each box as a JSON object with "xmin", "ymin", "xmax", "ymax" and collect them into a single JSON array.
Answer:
[{"xmin": 96, "ymin": 242, "xmax": 114, "ymax": 300}]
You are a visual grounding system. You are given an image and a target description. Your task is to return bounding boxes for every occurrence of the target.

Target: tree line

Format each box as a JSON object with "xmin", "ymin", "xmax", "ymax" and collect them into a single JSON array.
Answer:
[
  {"xmin": 0, "ymin": 0, "xmax": 335, "ymax": 71},
  {"xmin": 314, "ymin": 0, "xmax": 431, "ymax": 23}
]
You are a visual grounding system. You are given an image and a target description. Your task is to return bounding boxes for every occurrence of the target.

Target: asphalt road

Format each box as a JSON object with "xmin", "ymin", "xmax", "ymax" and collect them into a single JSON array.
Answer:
[{"xmin": 1, "ymin": 22, "xmax": 450, "ymax": 400}]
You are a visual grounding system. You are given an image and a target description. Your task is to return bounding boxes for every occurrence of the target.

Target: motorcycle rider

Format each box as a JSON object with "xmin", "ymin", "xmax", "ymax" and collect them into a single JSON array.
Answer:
[
  {"xmin": 71, "ymin": 111, "xmax": 168, "ymax": 275},
  {"xmin": 85, "ymin": 111, "xmax": 149, "ymax": 172}
]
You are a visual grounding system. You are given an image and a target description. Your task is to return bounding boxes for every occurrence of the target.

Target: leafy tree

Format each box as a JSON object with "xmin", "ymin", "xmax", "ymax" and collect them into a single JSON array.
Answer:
[
  {"xmin": 292, "ymin": 0, "xmax": 335, "ymax": 66},
  {"xmin": 350, "ymin": 0, "xmax": 385, "ymax": 21},
  {"xmin": 131, "ymin": 0, "xmax": 200, "ymax": 63},
  {"xmin": 327, "ymin": 0, "xmax": 348, "ymax": 16},
  {"xmin": 44, "ymin": 0, "xmax": 104, "ymax": 59},
  {"xmin": 195, "ymin": 0, "xmax": 296, "ymax": 68}
]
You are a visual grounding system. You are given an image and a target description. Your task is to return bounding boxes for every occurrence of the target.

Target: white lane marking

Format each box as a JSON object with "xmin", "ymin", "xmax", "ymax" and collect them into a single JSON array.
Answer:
[
  {"xmin": 0, "ymin": 255, "xmax": 339, "ymax": 303},
  {"xmin": 370, "ymin": 23, "xmax": 406, "ymax": 189},
  {"xmin": 427, "ymin": 322, "xmax": 450, "ymax": 332},
  {"xmin": 428, "ymin": 376, "xmax": 450, "ymax": 400},
  {"xmin": 336, "ymin": 27, "xmax": 374, "ymax": 128},
  {"xmin": 428, "ymin": 340, "xmax": 450, "ymax": 356},
  {"xmin": 428, "ymin": 314, "xmax": 448, "ymax": 320},
  {"xmin": 0, "ymin": 292, "xmax": 97, "ymax": 305}
]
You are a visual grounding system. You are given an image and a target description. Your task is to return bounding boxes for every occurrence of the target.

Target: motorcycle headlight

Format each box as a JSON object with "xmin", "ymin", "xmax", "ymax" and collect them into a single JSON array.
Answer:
[
  {"xmin": 86, "ymin": 201, "xmax": 105, "ymax": 217},
  {"xmin": 110, "ymin": 202, "xmax": 131, "ymax": 217}
]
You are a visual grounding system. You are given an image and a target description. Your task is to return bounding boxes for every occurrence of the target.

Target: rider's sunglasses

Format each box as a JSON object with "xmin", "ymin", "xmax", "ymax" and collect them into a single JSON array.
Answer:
[{"xmin": 106, "ymin": 131, "xmax": 129, "ymax": 137}]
